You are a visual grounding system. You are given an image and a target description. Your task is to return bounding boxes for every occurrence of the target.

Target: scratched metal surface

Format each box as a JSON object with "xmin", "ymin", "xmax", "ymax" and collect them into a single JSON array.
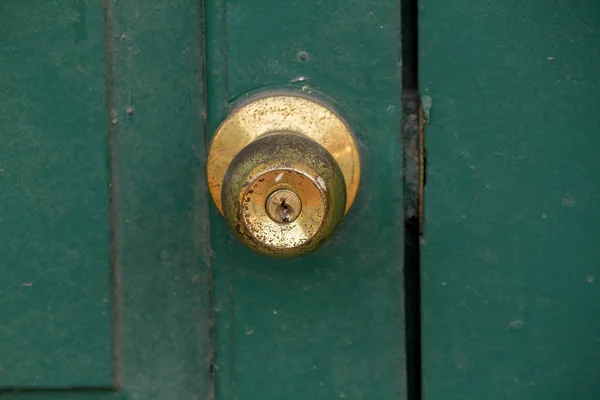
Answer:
[{"xmin": 420, "ymin": 0, "xmax": 600, "ymax": 398}]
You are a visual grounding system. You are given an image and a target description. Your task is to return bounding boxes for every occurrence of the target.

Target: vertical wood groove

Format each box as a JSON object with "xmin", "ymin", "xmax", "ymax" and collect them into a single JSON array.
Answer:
[{"xmin": 102, "ymin": 0, "xmax": 122, "ymax": 389}]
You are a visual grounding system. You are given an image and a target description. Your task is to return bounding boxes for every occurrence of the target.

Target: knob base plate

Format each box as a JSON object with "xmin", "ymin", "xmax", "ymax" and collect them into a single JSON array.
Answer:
[{"xmin": 207, "ymin": 93, "xmax": 360, "ymax": 215}]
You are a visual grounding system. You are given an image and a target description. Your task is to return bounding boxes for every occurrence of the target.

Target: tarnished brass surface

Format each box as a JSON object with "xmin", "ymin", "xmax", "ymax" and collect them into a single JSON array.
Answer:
[
  {"xmin": 207, "ymin": 93, "xmax": 360, "ymax": 215},
  {"xmin": 266, "ymin": 189, "xmax": 302, "ymax": 223},
  {"xmin": 207, "ymin": 93, "xmax": 360, "ymax": 257},
  {"xmin": 221, "ymin": 132, "xmax": 347, "ymax": 257}
]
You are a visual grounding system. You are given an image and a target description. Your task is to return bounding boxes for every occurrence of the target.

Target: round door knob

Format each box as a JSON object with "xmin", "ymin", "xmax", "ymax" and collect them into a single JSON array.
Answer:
[
  {"xmin": 207, "ymin": 93, "xmax": 360, "ymax": 258},
  {"xmin": 221, "ymin": 132, "xmax": 346, "ymax": 257}
]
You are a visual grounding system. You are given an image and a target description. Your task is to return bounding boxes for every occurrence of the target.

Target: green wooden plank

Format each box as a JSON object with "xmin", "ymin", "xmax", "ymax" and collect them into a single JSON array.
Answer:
[
  {"xmin": 1, "ymin": 0, "xmax": 211, "ymax": 398},
  {"xmin": 108, "ymin": 0, "xmax": 212, "ymax": 398},
  {"xmin": 206, "ymin": 0, "xmax": 405, "ymax": 398},
  {"xmin": 420, "ymin": 1, "xmax": 600, "ymax": 399},
  {"xmin": 0, "ymin": 0, "xmax": 112, "ymax": 388},
  {"xmin": 0, "ymin": 392, "xmax": 122, "ymax": 400}
]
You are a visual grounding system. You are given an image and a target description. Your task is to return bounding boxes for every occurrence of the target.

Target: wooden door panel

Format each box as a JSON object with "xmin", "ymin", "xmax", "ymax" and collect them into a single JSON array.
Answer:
[
  {"xmin": 1, "ymin": 0, "xmax": 211, "ymax": 398},
  {"xmin": 420, "ymin": 1, "xmax": 600, "ymax": 398},
  {"xmin": 206, "ymin": 0, "xmax": 406, "ymax": 398},
  {"xmin": 1, "ymin": 0, "xmax": 112, "ymax": 388}
]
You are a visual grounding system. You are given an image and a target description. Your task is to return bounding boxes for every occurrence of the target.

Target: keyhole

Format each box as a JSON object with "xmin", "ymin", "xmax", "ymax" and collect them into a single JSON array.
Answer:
[
  {"xmin": 266, "ymin": 189, "xmax": 302, "ymax": 223},
  {"xmin": 279, "ymin": 199, "xmax": 292, "ymax": 222}
]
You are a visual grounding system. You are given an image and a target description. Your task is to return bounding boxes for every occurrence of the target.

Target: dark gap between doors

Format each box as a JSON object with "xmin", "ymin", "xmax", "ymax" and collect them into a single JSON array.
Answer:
[{"xmin": 401, "ymin": 0, "xmax": 423, "ymax": 397}]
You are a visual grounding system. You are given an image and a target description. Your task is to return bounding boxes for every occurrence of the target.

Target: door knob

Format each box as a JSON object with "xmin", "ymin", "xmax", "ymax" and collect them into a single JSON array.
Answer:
[{"xmin": 207, "ymin": 93, "xmax": 360, "ymax": 257}]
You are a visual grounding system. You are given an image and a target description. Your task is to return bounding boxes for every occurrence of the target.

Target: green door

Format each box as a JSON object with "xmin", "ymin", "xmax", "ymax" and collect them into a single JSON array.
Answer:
[
  {"xmin": 4, "ymin": 0, "xmax": 599, "ymax": 399},
  {"xmin": 420, "ymin": 1, "xmax": 600, "ymax": 399},
  {"xmin": 1, "ymin": 0, "xmax": 405, "ymax": 399},
  {"xmin": 1, "ymin": 1, "xmax": 209, "ymax": 398}
]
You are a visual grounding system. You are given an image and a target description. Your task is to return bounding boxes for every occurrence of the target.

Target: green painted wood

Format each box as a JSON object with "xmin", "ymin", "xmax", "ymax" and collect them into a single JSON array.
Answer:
[
  {"xmin": 0, "ymin": 0, "xmax": 112, "ymax": 388},
  {"xmin": 206, "ymin": 1, "xmax": 406, "ymax": 399},
  {"xmin": 0, "ymin": 393, "xmax": 122, "ymax": 400},
  {"xmin": 108, "ymin": 0, "xmax": 211, "ymax": 398},
  {"xmin": 420, "ymin": 1, "xmax": 600, "ymax": 399},
  {"xmin": 1, "ymin": 0, "xmax": 211, "ymax": 398},
  {"xmin": 3, "ymin": 0, "xmax": 403, "ymax": 397}
]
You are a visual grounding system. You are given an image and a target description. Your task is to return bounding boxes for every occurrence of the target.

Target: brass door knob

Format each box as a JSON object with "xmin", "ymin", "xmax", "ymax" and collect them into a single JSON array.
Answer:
[{"xmin": 207, "ymin": 93, "xmax": 360, "ymax": 257}]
